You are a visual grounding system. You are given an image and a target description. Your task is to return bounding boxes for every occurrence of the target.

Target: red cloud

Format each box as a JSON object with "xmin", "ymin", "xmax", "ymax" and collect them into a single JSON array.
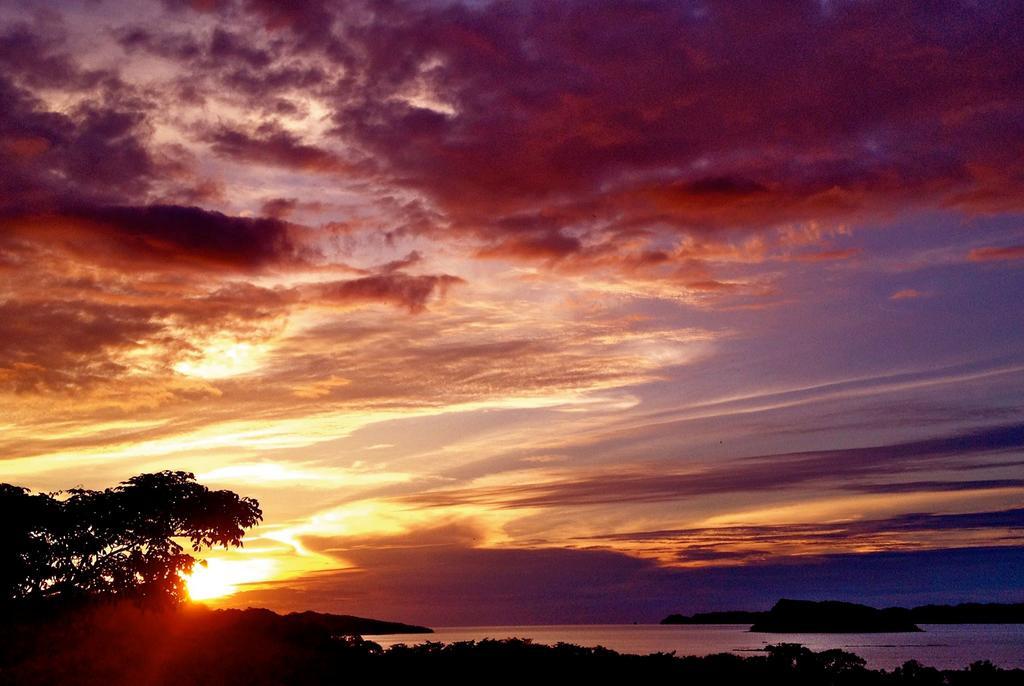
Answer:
[
  {"xmin": 968, "ymin": 245, "xmax": 1024, "ymax": 262},
  {"xmin": 318, "ymin": 0, "xmax": 1024, "ymax": 253},
  {"xmin": 314, "ymin": 273, "xmax": 464, "ymax": 314}
]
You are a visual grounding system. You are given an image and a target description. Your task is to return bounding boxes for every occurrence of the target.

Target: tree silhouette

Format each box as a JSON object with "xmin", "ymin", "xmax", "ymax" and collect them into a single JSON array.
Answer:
[{"xmin": 0, "ymin": 471, "xmax": 262, "ymax": 604}]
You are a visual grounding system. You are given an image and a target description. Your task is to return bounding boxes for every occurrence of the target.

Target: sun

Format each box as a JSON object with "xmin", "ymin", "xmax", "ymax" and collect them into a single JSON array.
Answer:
[
  {"xmin": 173, "ymin": 339, "xmax": 268, "ymax": 379},
  {"xmin": 185, "ymin": 561, "xmax": 234, "ymax": 601},
  {"xmin": 184, "ymin": 558, "xmax": 274, "ymax": 602}
]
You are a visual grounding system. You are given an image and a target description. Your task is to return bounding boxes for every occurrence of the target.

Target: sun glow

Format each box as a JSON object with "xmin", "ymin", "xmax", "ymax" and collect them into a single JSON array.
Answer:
[
  {"xmin": 174, "ymin": 340, "xmax": 268, "ymax": 379},
  {"xmin": 184, "ymin": 558, "xmax": 275, "ymax": 601}
]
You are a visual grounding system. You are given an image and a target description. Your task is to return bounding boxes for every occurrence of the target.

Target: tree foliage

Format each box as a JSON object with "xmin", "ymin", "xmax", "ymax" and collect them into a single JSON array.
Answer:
[{"xmin": 0, "ymin": 471, "xmax": 262, "ymax": 604}]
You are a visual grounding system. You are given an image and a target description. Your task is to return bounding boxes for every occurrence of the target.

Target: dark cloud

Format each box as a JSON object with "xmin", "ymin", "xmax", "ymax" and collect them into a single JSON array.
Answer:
[
  {"xmin": 220, "ymin": 62, "xmax": 328, "ymax": 99},
  {"xmin": 0, "ymin": 20, "xmax": 115, "ymax": 91},
  {"xmin": 0, "ymin": 17, "xmax": 164, "ymax": 214},
  {"xmin": 208, "ymin": 27, "xmax": 274, "ymax": 68},
  {"xmin": 0, "ymin": 76, "xmax": 154, "ymax": 210},
  {"xmin": 683, "ymin": 177, "xmax": 769, "ymax": 198},
  {"xmin": 260, "ymin": 197, "xmax": 300, "ymax": 218},
  {"xmin": 115, "ymin": 26, "xmax": 204, "ymax": 62},
  {"xmin": 205, "ymin": 123, "xmax": 353, "ymax": 174},
  {"xmin": 24, "ymin": 204, "xmax": 307, "ymax": 272},
  {"xmin": 411, "ymin": 423, "xmax": 1024, "ymax": 508},
  {"xmin": 313, "ymin": 273, "xmax": 464, "ymax": 313},
  {"xmin": 116, "ymin": 16, "xmax": 328, "ymax": 109}
]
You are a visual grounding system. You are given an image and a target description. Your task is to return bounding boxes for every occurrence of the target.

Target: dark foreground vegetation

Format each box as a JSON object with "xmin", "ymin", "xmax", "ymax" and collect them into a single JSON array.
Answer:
[
  {"xmin": 663, "ymin": 599, "xmax": 1024, "ymax": 631},
  {"xmin": 1, "ymin": 602, "xmax": 1021, "ymax": 686}
]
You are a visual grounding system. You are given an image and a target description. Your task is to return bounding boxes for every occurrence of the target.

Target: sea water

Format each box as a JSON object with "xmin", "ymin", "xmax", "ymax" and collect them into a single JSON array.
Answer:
[{"xmin": 364, "ymin": 623, "xmax": 1024, "ymax": 670}]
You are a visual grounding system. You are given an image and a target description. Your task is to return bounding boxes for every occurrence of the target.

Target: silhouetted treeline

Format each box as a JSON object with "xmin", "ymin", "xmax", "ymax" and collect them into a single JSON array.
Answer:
[
  {"xmin": 663, "ymin": 599, "xmax": 1024, "ymax": 629},
  {"xmin": 1, "ymin": 602, "xmax": 1021, "ymax": 686}
]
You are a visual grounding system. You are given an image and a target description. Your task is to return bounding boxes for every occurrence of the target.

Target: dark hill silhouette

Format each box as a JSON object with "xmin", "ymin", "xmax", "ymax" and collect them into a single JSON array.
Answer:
[
  {"xmin": 750, "ymin": 599, "xmax": 922, "ymax": 633},
  {"xmin": 284, "ymin": 609, "xmax": 431, "ymax": 635}
]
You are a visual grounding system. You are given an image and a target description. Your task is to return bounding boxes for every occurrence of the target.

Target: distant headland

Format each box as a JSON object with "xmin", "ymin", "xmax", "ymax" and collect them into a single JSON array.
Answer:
[
  {"xmin": 282, "ymin": 610, "xmax": 432, "ymax": 636},
  {"xmin": 662, "ymin": 599, "xmax": 1024, "ymax": 632}
]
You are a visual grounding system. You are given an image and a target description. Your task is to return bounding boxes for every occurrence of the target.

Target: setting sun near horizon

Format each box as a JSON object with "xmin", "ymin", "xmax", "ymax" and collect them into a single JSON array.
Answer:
[{"xmin": 184, "ymin": 559, "xmax": 275, "ymax": 602}]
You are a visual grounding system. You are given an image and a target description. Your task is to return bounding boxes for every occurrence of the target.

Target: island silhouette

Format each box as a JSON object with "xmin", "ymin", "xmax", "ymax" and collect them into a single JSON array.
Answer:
[{"xmin": 662, "ymin": 599, "xmax": 1024, "ymax": 632}]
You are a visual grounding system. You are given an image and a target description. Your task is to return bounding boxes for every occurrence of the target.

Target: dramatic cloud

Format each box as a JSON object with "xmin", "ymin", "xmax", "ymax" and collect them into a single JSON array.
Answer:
[
  {"xmin": 319, "ymin": 0, "xmax": 1024, "ymax": 250},
  {"xmin": 87, "ymin": 0, "xmax": 1024, "ymax": 278},
  {"xmin": 1, "ymin": 0, "xmax": 1023, "ymax": 622}
]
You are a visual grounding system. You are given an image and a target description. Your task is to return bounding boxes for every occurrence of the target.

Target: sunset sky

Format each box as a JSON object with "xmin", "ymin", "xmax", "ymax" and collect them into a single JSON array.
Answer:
[{"xmin": 2, "ymin": 0, "xmax": 1023, "ymax": 625}]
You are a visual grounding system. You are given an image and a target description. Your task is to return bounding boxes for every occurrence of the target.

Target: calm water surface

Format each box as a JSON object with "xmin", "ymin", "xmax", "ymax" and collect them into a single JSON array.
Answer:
[{"xmin": 365, "ymin": 624, "xmax": 1024, "ymax": 670}]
